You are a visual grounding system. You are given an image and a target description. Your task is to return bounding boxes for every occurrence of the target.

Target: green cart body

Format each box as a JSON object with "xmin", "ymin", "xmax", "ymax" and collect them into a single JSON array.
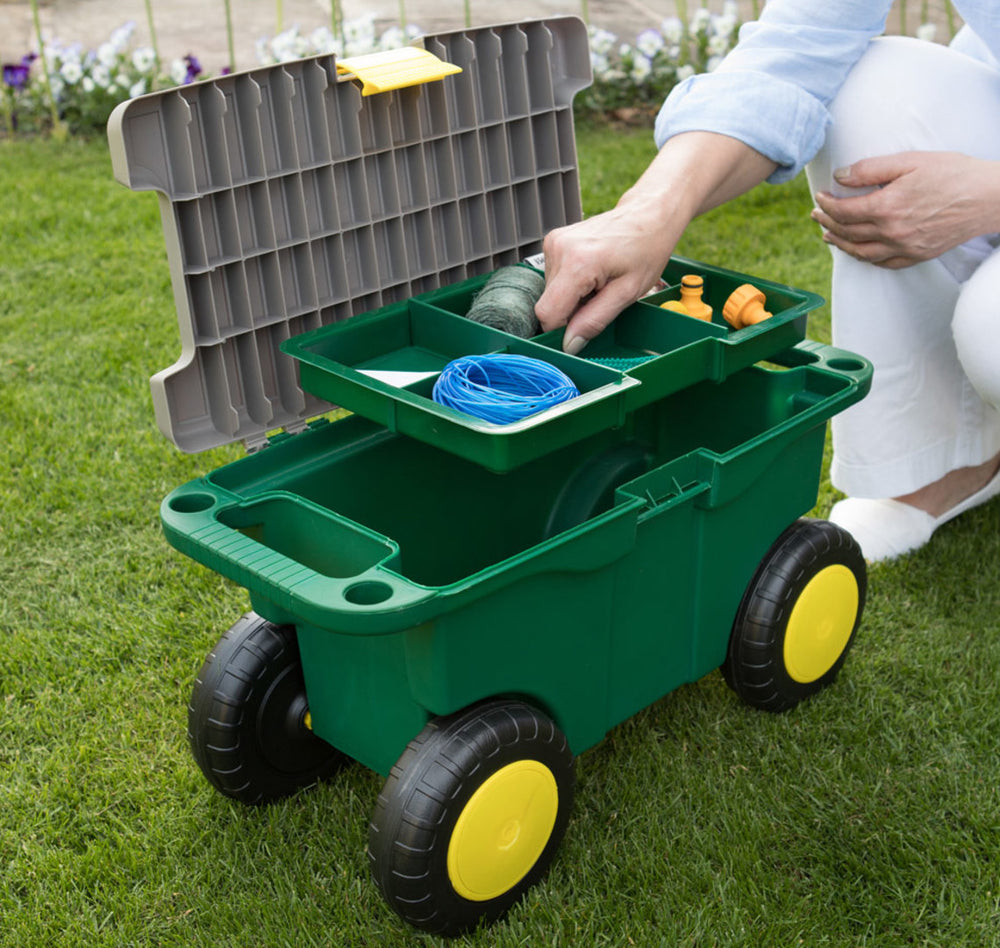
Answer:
[
  {"xmin": 109, "ymin": 17, "xmax": 872, "ymax": 935},
  {"xmin": 161, "ymin": 337, "xmax": 868, "ymax": 777}
]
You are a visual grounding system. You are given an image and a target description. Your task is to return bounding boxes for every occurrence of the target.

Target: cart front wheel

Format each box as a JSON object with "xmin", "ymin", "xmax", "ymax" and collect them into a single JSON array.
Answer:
[
  {"xmin": 188, "ymin": 612, "xmax": 344, "ymax": 804},
  {"xmin": 368, "ymin": 699, "xmax": 575, "ymax": 935},
  {"xmin": 724, "ymin": 518, "xmax": 866, "ymax": 712}
]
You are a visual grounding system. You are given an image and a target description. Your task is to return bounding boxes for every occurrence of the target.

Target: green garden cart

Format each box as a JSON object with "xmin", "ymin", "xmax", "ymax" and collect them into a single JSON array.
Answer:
[{"xmin": 109, "ymin": 17, "xmax": 872, "ymax": 935}]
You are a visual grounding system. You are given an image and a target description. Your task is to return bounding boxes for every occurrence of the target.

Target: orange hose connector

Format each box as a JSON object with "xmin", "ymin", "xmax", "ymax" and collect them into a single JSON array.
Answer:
[
  {"xmin": 723, "ymin": 283, "xmax": 772, "ymax": 329},
  {"xmin": 659, "ymin": 274, "xmax": 713, "ymax": 321}
]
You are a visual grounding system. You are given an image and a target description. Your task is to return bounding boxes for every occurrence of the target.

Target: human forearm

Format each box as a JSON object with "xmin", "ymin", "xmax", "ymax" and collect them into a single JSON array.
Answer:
[
  {"xmin": 621, "ymin": 130, "xmax": 778, "ymax": 219},
  {"xmin": 535, "ymin": 131, "xmax": 776, "ymax": 352}
]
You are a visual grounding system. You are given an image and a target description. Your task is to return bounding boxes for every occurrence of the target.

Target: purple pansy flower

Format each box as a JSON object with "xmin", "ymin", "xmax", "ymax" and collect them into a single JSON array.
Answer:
[
  {"xmin": 183, "ymin": 54, "xmax": 202, "ymax": 83},
  {"xmin": 3, "ymin": 53, "xmax": 37, "ymax": 90}
]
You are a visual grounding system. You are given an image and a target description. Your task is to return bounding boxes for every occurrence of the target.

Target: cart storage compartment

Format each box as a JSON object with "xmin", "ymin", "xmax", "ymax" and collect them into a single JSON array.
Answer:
[{"xmin": 176, "ymin": 357, "xmax": 849, "ymax": 589}]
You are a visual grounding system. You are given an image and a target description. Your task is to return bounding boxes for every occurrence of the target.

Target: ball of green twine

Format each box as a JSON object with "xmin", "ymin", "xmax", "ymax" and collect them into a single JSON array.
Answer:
[{"xmin": 465, "ymin": 265, "xmax": 545, "ymax": 338}]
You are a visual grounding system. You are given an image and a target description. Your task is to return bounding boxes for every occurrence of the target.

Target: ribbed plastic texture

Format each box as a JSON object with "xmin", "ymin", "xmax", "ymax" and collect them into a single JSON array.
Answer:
[{"xmin": 108, "ymin": 17, "xmax": 591, "ymax": 452}]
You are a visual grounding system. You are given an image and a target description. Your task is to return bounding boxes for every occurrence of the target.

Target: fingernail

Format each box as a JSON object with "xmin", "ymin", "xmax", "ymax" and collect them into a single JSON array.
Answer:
[
  {"xmin": 564, "ymin": 334, "xmax": 587, "ymax": 356},
  {"xmin": 833, "ymin": 165, "xmax": 851, "ymax": 182}
]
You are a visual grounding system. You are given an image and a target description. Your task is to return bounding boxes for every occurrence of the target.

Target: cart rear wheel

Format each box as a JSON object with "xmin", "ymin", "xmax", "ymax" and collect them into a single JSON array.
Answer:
[
  {"xmin": 368, "ymin": 699, "xmax": 574, "ymax": 935},
  {"xmin": 724, "ymin": 518, "xmax": 866, "ymax": 712},
  {"xmin": 543, "ymin": 440, "xmax": 650, "ymax": 538},
  {"xmin": 188, "ymin": 612, "xmax": 344, "ymax": 804}
]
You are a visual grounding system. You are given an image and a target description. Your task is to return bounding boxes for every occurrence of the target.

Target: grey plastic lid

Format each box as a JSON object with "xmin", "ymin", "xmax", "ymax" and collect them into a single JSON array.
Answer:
[{"xmin": 107, "ymin": 17, "xmax": 592, "ymax": 452}]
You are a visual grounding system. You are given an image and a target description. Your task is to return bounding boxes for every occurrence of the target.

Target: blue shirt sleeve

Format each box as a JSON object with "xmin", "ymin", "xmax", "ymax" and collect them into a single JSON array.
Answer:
[{"xmin": 654, "ymin": 0, "xmax": 893, "ymax": 182}]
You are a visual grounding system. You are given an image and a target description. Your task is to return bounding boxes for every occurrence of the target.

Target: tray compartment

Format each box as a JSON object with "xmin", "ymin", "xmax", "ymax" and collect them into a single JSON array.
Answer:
[
  {"xmin": 283, "ymin": 298, "xmax": 638, "ymax": 470},
  {"xmin": 218, "ymin": 494, "xmax": 399, "ymax": 579}
]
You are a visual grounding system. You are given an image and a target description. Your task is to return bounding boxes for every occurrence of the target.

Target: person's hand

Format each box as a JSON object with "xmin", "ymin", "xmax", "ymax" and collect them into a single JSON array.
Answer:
[
  {"xmin": 812, "ymin": 151, "xmax": 1000, "ymax": 269},
  {"xmin": 535, "ymin": 202, "xmax": 679, "ymax": 355},
  {"xmin": 534, "ymin": 131, "xmax": 777, "ymax": 354}
]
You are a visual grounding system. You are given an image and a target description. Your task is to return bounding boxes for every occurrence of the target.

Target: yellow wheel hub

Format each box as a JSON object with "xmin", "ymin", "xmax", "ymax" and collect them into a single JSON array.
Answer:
[
  {"xmin": 783, "ymin": 564, "xmax": 859, "ymax": 683},
  {"xmin": 447, "ymin": 760, "xmax": 559, "ymax": 902}
]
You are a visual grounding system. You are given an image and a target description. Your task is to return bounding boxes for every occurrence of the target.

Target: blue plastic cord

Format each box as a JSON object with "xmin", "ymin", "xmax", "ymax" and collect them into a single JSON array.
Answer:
[{"xmin": 432, "ymin": 354, "xmax": 580, "ymax": 424}]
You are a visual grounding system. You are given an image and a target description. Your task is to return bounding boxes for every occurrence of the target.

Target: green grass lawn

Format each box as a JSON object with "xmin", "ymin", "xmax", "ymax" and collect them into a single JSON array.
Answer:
[{"xmin": 1, "ymin": 127, "xmax": 999, "ymax": 947}]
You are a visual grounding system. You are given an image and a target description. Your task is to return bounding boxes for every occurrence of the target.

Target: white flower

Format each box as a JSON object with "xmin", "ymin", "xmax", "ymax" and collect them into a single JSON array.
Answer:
[
  {"xmin": 708, "ymin": 34, "xmax": 731, "ymax": 57},
  {"xmin": 309, "ymin": 26, "xmax": 338, "ymax": 53},
  {"xmin": 82, "ymin": 76, "xmax": 95, "ymax": 93},
  {"xmin": 723, "ymin": 1, "xmax": 740, "ymax": 19},
  {"xmin": 630, "ymin": 55, "xmax": 652, "ymax": 82},
  {"xmin": 588, "ymin": 27, "xmax": 617, "ymax": 56},
  {"xmin": 43, "ymin": 45, "xmax": 62, "ymax": 70},
  {"xmin": 169, "ymin": 58, "xmax": 189, "ymax": 85},
  {"xmin": 636, "ymin": 29, "xmax": 664, "ymax": 57},
  {"xmin": 60, "ymin": 59, "xmax": 83, "ymax": 84},
  {"xmin": 270, "ymin": 28, "xmax": 306, "ymax": 62},
  {"xmin": 378, "ymin": 26, "xmax": 407, "ymax": 50},
  {"xmin": 97, "ymin": 42, "xmax": 118, "ymax": 67},
  {"xmin": 590, "ymin": 52, "xmax": 610, "ymax": 76},
  {"xmin": 660, "ymin": 17, "xmax": 683, "ymax": 45},
  {"xmin": 132, "ymin": 47, "xmax": 157, "ymax": 73},
  {"xmin": 714, "ymin": 14, "xmax": 738, "ymax": 38},
  {"xmin": 691, "ymin": 8, "xmax": 713, "ymax": 33},
  {"xmin": 916, "ymin": 22, "xmax": 937, "ymax": 42},
  {"xmin": 676, "ymin": 64, "xmax": 696, "ymax": 82},
  {"xmin": 48, "ymin": 75, "xmax": 65, "ymax": 99},
  {"xmin": 255, "ymin": 37, "xmax": 273, "ymax": 64},
  {"xmin": 115, "ymin": 72, "xmax": 130, "ymax": 88},
  {"xmin": 343, "ymin": 14, "xmax": 377, "ymax": 54},
  {"xmin": 91, "ymin": 63, "xmax": 112, "ymax": 88},
  {"xmin": 130, "ymin": 79, "xmax": 147, "ymax": 98},
  {"xmin": 109, "ymin": 22, "xmax": 136, "ymax": 52}
]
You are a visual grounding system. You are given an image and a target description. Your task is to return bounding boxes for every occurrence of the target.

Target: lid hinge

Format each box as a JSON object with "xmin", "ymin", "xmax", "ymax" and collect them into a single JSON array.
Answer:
[
  {"xmin": 243, "ymin": 420, "xmax": 313, "ymax": 453},
  {"xmin": 243, "ymin": 433, "xmax": 270, "ymax": 453}
]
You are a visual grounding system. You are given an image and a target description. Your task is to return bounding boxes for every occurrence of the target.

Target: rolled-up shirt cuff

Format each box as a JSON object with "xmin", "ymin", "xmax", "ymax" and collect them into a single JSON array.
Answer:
[{"xmin": 653, "ymin": 70, "xmax": 832, "ymax": 183}]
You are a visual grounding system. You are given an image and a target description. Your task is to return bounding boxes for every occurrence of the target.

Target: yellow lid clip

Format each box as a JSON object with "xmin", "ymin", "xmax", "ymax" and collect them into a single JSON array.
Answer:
[{"xmin": 336, "ymin": 46, "xmax": 462, "ymax": 96}]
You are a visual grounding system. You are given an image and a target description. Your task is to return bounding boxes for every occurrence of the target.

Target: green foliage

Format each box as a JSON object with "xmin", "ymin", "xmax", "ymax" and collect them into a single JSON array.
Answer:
[{"xmin": 1, "ymin": 131, "xmax": 998, "ymax": 947}]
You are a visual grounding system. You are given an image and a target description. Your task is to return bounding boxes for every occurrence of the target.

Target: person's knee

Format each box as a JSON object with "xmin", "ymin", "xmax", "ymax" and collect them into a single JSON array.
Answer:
[
  {"xmin": 954, "ymin": 270, "xmax": 1000, "ymax": 409},
  {"xmin": 824, "ymin": 37, "xmax": 934, "ymax": 164}
]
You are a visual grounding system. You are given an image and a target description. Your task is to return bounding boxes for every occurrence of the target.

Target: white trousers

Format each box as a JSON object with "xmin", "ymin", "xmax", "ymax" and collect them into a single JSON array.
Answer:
[{"xmin": 806, "ymin": 30, "xmax": 1000, "ymax": 498}]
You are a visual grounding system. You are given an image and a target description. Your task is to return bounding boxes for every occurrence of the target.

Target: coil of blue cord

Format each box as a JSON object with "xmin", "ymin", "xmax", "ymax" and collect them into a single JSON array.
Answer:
[{"xmin": 432, "ymin": 354, "xmax": 580, "ymax": 424}]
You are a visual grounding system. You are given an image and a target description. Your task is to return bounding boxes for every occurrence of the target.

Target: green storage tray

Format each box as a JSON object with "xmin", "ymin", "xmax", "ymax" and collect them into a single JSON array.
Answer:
[
  {"xmin": 281, "ymin": 256, "xmax": 823, "ymax": 470},
  {"xmin": 282, "ymin": 290, "xmax": 640, "ymax": 471}
]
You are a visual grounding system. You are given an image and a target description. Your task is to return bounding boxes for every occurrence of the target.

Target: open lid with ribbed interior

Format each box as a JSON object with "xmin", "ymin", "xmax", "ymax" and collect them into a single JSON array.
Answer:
[{"xmin": 108, "ymin": 17, "xmax": 592, "ymax": 452}]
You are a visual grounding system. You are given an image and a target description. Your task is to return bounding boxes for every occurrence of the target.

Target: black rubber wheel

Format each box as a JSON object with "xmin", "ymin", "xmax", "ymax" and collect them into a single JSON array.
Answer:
[
  {"xmin": 724, "ymin": 518, "xmax": 867, "ymax": 712},
  {"xmin": 187, "ymin": 612, "xmax": 344, "ymax": 804},
  {"xmin": 368, "ymin": 699, "xmax": 575, "ymax": 935},
  {"xmin": 543, "ymin": 440, "xmax": 651, "ymax": 539}
]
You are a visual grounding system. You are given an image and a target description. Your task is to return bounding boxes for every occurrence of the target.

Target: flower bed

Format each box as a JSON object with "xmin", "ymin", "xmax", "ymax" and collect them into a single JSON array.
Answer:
[
  {"xmin": 1, "ymin": 3, "xmax": 945, "ymax": 138},
  {"xmin": 2, "ymin": 5, "xmax": 748, "ymax": 137}
]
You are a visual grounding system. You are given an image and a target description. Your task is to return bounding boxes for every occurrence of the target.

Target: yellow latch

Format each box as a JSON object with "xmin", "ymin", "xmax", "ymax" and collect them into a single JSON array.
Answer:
[{"xmin": 336, "ymin": 46, "xmax": 462, "ymax": 96}]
